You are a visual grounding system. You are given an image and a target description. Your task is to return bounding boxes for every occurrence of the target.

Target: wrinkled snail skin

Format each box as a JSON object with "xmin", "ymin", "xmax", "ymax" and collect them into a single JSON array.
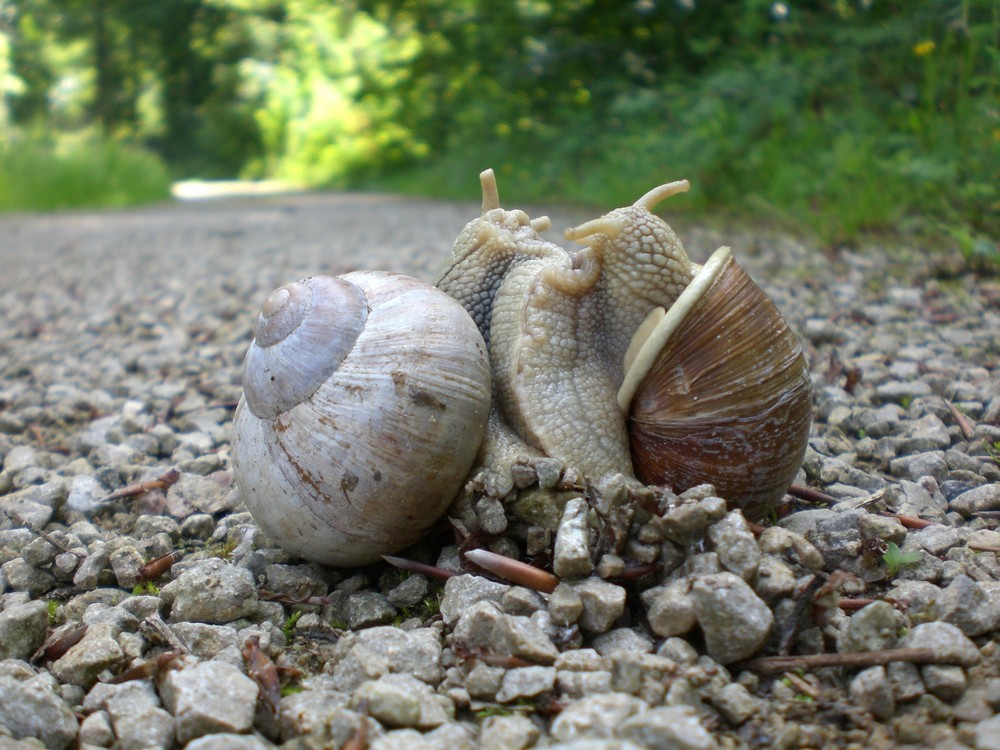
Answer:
[
  {"xmin": 231, "ymin": 272, "xmax": 492, "ymax": 566},
  {"xmin": 437, "ymin": 170, "xmax": 811, "ymax": 517}
]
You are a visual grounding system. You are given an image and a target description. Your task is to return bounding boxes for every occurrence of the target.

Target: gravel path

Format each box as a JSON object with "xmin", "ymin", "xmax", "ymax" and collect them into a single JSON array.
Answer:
[{"xmin": 1, "ymin": 191, "xmax": 999, "ymax": 750}]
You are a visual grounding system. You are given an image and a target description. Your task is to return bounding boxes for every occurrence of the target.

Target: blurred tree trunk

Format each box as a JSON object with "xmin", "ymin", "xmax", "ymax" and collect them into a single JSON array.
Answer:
[{"xmin": 93, "ymin": 0, "xmax": 112, "ymax": 135}]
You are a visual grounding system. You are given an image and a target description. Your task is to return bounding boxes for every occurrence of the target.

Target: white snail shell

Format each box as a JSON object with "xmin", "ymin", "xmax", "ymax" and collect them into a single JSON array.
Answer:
[{"xmin": 231, "ymin": 272, "xmax": 491, "ymax": 566}]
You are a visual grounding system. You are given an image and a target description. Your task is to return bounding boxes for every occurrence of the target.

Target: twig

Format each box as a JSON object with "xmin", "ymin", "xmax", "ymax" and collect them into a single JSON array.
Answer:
[
  {"xmin": 968, "ymin": 543, "xmax": 1000, "ymax": 553},
  {"xmin": 783, "ymin": 671, "xmax": 822, "ymax": 699},
  {"xmin": 946, "ymin": 400, "xmax": 976, "ymax": 441},
  {"xmin": 777, "ymin": 574, "xmax": 825, "ymax": 655},
  {"xmin": 742, "ymin": 647, "xmax": 941, "ymax": 674},
  {"xmin": 258, "ymin": 589, "xmax": 334, "ymax": 606},
  {"xmin": 787, "ymin": 484, "xmax": 837, "ymax": 506},
  {"xmin": 463, "ymin": 548, "xmax": 560, "ymax": 593},
  {"xmin": 882, "ymin": 512, "xmax": 937, "ymax": 529},
  {"xmin": 838, "ymin": 598, "xmax": 877, "ymax": 612},
  {"xmin": 136, "ymin": 551, "xmax": 183, "ymax": 583},
  {"xmin": 381, "ymin": 555, "xmax": 459, "ymax": 580},
  {"xmin": 343, "ymin": 699, "xmax": 370, "ymax": 750},
  {"xmin": 101, "ymin": 468, "xmax": 180, "ymax": 502},
  {"xmin": 243, "ymin": 635, "xmax": 281, "ymax": 722},
  {"xmin": 31, "ymin": 624, "xmax": 88, "ymax": 664}
]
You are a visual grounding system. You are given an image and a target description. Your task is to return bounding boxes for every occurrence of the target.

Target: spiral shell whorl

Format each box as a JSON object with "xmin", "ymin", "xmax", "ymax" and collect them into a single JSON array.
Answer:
[{"xmin": 243, "ymin": 276, "xmax": 368, "ymax": 419}]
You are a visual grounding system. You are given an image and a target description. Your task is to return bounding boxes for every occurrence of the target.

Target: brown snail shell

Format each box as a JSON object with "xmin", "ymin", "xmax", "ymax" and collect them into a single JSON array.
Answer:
[
  {"xmin": 618, "ymin": 247, "xmax": 812, "ymax": 517},
  {"xmin": 231, "ymin": 272, "xmax": 492, "ymax": 566}
]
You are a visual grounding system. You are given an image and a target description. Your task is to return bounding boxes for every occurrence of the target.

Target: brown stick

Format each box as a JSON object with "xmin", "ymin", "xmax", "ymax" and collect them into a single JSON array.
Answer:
[
  {"xmin": 101, "ymin": 468, "xmax": 180, "ymax": 502},
  {"xmin": 946, "ymin": 400, "xmax": 976, "ymax": 441},
  {"xmin": 968, "ymin": 543, "xmax": 1000, "ymax": 553},
  {"xmin": 136, "ymin": 551, "xmax": 183, "ymax": 583},
  {"xmin": 462, "ymin": 548, "xmax": 560, "ymax": 593},
  {"xmin": 787, "ymin": 484, "xmax": 837, "ymax": 506},
  {"xmin": 838, "ymin": 598, "xmax": 877, "ymax": 612},
  {"xmin": 382, "ymin": 555, "xmax": 459, "ymax": 580},
  {"xmin": 783, "ymin": 670, "xmax": 822, "ymax": 699},
  {"xmin": 742, "ymin": 647, "xmax": 941, "ymax": 674},
  {"xmin": 882, "ymin": 512, "xmax": 937, "ymax": 529}
]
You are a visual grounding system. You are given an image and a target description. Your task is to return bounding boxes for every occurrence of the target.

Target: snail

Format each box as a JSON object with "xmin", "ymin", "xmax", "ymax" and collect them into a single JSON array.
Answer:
[
  {"xmin": 231, "ymin": 170, "xmax": 811, "ymax": 566},
  {"xmin": 230, "ymin": 272, "xmax": 492, "ymax": 566},
  {"xmin": 438, "ymin": 171, "xmax": 811, "ymax": 520}
]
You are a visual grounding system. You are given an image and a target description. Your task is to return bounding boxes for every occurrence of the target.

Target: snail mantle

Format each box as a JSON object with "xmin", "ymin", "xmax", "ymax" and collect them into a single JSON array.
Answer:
[{"xmin": 230, "ymin": 170, "xmax": 812, "ymax": 567}]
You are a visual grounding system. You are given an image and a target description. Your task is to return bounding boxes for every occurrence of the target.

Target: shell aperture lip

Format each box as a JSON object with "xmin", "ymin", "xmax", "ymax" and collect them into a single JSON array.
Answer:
[{"xmin": 617, "ymin": 247, "xmax": 733, "ymax": 412}]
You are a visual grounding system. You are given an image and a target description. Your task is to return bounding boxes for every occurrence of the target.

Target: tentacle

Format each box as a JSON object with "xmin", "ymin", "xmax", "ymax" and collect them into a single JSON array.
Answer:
[
  {"xmin": 634, "ymin": 179, "xmax": 690, "ymax": 212},
  {"xmin": 481, "ymin": 169, "xmax": 500, "ymax": 212},
  {"xmin": 564, "ymin": 217, "xmax": 622, "ymax": 244},
  {"xmin": 530, "ymin": 216, "xmax": 552, "ymax": 233}
]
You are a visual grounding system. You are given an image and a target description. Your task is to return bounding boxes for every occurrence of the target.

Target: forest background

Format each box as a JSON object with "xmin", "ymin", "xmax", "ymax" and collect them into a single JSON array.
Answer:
[{"xmin": 0, "ymin": 0, "xmax": 997, "ymax": 256}]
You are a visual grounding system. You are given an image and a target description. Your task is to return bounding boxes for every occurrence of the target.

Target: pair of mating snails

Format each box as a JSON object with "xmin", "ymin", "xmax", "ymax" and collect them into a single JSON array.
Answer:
[{"xmin": 230, "ymin": 170, "xmax": 812, "ymax": 567}]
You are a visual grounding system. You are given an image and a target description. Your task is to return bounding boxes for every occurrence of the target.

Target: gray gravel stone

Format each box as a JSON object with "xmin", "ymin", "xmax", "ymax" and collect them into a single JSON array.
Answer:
[
  {"xmin": 554, "ymin": 497, "xmax": 594, "ymax": 579},
  {"xmin": 551, "ymin": 693, "xmax": 648, "ymax": 742},
  {"xmin": 103, "ymin": 681, "xmax": 174, "ymax": 750},
  {"xmin": 491, "ymin": 613, "xmax": 560, "ymax": 664},
  {"xmin": 549, "ymin": 582, "xmax": 584, "ymax": 626},
  {"xmin": 495, "ymin": 665, "xmax": 557, "ymax": 702},
  {"xmin": 160, "ymin": 660, "xmax": 259, "ymax": 744},
  {"xmin": 709, "ymin": 682, "xmax": 759, "ymax": 725},
  {"xmin": 617, "ymin": 705, "xmax": 716, "ymax": 750},
  {"xmin": 0, "ymin": 664, "xmax": 79, "ymax": 750},
  {"xmin": 347, "ymin": 591, "xmax": 396, "ymax": 629},
  {"xmin": 72, "ymin": 545, "xmax": 109, "ymax": 590},
  {"xmin": 901, "ymin": 621, "xmax": 981, "ymax": 667},
  {"xmin": 912, "ymin": 524, "xmax": 960, "ymax": 555},
  {"xmin": 170, "ymin": 622, "xmax": 241, "ymax": 658},
  {"xmin": 185, "ymin": 735, "xmax": 275, "ymax": 750},
  {"xmin": 897, "ymin": 413, "xmax": 951, "ymax": 453},
  {"xmin": 889, "ymin": 451, "xmax": 950, "ymax": 481},
  {"xmin": 49, "ymin": 622, "xmax": 125, "ymax": 687},
  {"xmin": 108, "ymin": 544, "xmax": 145, "ymax": 588},
  {"xmin": 356, "ymin": 672, "xmax": 454, "ymax": 728},
  {"xmin": 480, "ymin": 714, "xmax": 541, "ymax": 750},
  {"xmin": 439, "ymin": 574, "xmax": 509, "ymax": 627},
  {"xmin": 165, "ymin": 557, "xmax": 258, "ymax": 624},
  {"xmin": 849, "ymin": 666, "xmax": 895, "ymax": 720},
  {"xmin": 950, "ymin": 483, "xmax": 1000, "ymax": 516},
  {"xmin": 386, "ymin": 573, "xmax": 429, "ymax": 608},
  {"xmin": 449, "ymin": 599, "xmax": 503, "ymax": 653},
  {"xmin": 278, "ymin": 686, "xmax": 354, "ymax": 743},
  {"xmin": 752, "ymin": 556, "xmax": 797, "ymax": 602},
  {"xmin": 921, "ymin": 663, "xmax": 967, "ymax": 701},
  {"xmin": 0, "ymin": 483, "xmax": 63, "ymax": 528},
  {"xmin": 842, "ymin": 600, "xmax": 899, "ymax": 653},
  {"xmin": 329, "ymin": 626, "xmax": 443, "ymax": 691},
  {"xmin": 77, "ymin": 710, "xmax": 115, "ymax": 747},
  {"xmin": 0, "ymin": 558, "xmax": 55, "ymax": 597},
  {"xmin": 707, "ymin": 511, "xmax": 760, "ymax": 581},
  {"xmin": 0, "ymin": 600, "xmax": 49, "ymax": 661},
  {"xmin": 571, "ymin": 578, "xmax": 627, "ymax": 633},
  {"xmin": 935, "ymin": 574, "xmax": 1000, "ymax": 637},
  {"xmin": 689, "ymin": 573, "xmax": 773, "ymax": 664},
  {"xmin": 642, "ymin": 580, "xmax": 696, "ymax": 638},
  {"xmin": 887, "ymin": 660, "xmax": 925, "ymax": 702},
  {"xmin": 975, "ymin": 715, "xmax": 1000, "ymax": 750}
]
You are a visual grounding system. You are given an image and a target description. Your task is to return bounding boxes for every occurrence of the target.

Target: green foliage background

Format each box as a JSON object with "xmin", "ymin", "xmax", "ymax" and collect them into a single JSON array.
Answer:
[{"xmin": 1, "ymin": 0, "xmax": 997, "ymax": 251}]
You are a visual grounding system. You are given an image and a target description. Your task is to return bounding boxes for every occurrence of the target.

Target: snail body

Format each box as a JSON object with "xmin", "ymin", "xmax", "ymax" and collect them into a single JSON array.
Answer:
[
  {"xmin": 232, "ymin": 171, "xmax": 812, "ymax": 566},
  {"xmin": 231, "ymin": 272, "xmax": 491, "ymax": 566}
]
